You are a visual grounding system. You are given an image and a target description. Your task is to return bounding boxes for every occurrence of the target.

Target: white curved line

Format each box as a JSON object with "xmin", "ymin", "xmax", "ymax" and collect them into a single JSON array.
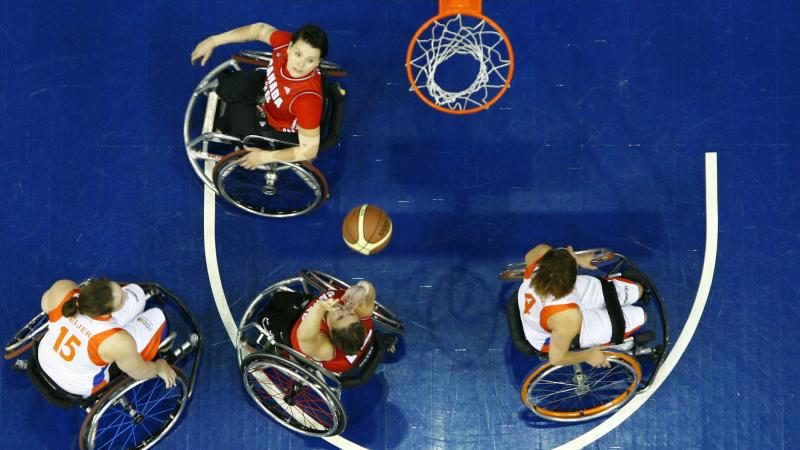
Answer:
[
  {"xmin": 203, "ymin": 161, "xmax": 239, "ymax": 345},
  {"xmin": 202, "ymin": 161, "xmax": 365, "ymax": 449},
  {"xmin": 554, "ymin": 152, "xmax": 718, "ymax": 450}
]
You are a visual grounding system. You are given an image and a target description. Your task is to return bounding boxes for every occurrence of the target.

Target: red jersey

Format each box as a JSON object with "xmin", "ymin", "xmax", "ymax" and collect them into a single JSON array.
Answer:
[
  {"xmin": 261, "ymin": 30, "xmax": 324, "ymax": 133},
  {"xmin": 290, "ymin": 289, "xmax": 374, "ymax": 373}
]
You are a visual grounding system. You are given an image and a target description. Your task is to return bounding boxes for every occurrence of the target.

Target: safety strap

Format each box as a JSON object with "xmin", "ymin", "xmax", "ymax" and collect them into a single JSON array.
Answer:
[{"xmin": 598, "ymin": 278, "xmax": 625, "ymax": 344}]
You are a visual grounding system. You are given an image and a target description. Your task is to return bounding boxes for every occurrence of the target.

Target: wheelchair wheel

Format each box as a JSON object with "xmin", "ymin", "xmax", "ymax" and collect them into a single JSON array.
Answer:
[
  {"xmin": 521, "ymin": 351, "xmax": 641, "ymax": 422},
  {"xmin": 5, "ymin": 312, "xmax": 48, "ymax": 360},
  {"xmin": 300, "ymin": 269, "xmax": 405, "ymax": 334},
  {"xmin": 79, "ymin": 368, "xmax": 189, "ymax": 450},
  {"xmin": 213, "ymin": 150, "xmax": 328, "ymax": 218},
  {"xmin": 241, "ymin": 353, "xmax": 346, "ymax": 437}
]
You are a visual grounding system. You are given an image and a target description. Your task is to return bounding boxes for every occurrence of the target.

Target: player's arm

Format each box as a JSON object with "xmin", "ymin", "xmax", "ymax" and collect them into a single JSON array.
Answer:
[
  {"xmin": 99, "ymin": 332, "xmax": 177, "ymax": 387},
  {"xmin": 240, "ymin": 126, "xmax": 321, "ymax": 167},
  {"xmin": 191, "ymin": 22, "xmax": 277, "ymax": 66},
  {"xmin": 524, "ymin": 244, "xmax": 552, "ymax": 267},
  {"xmin": 353, "ymin": 281, "xmax": 376, "ymax": 319},
  {"xmin": 546, "ymin": 309, "xmax": 609, "ymax": 368},
  {"xmin": 567, "ymin": 246, "xmax": 598, "ymax": 270},
  {"xmin": 41, "ymin": 279, "xmax": 78, "ymax": 313},
  {"xmin": 295, "ymin": 300, "xmax": 336, "ymax": 361}
]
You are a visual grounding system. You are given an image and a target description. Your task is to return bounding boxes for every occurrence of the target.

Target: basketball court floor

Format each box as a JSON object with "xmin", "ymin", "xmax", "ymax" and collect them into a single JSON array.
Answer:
[{"xmin": 1, "ymin": 1, "xmax": 798, "ymax": 448}]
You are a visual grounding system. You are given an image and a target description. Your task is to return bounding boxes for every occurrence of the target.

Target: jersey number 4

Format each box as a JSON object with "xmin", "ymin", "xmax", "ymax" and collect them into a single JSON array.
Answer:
[
  {"xmin": 523, "ymin": 294, "xmax": 536, "ymax": 315},
  {"xmin": 53, "ymin": 326, "xmax": 82, "ymax": 361}
]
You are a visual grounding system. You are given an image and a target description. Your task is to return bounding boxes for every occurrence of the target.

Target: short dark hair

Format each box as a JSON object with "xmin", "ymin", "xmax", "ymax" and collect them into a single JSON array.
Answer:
[
  {"xmin": 329, "ymin": 321, "xmax": 366, "ymax": 355},
  {"xmin": 62, "ymin": 278, "xmax": 116, "ymax": 318},
  {"xmin": 292, "ymin": 24, "xmax": 328, "ymax": 58},
  {"xmin": 531, "ymin": 248, "xmax": 577, "ymax": 299}
]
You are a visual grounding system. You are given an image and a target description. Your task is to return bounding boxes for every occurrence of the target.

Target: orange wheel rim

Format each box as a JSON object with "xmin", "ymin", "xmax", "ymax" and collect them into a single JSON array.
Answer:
[{"xmin": 521, "ymin": 352, "xmax": 641, "ymax": 418}]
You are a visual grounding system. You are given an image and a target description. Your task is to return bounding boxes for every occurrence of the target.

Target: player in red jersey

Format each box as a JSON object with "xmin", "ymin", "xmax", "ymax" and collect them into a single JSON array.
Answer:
[
  {"xmin": 290, "ymin": 281, "xmax": 376, "ymax": 373},
  {"xmin": 191, "ymin": 22, "xmax": 328, "ymax": 166}
]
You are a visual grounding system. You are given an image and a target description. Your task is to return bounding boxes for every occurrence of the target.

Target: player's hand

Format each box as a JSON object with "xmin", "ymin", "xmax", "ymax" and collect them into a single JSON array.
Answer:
[
  {"xmin": 155, "ymin": 360, "xmax": 177, "ymax": 388},
  {"xmin": 568, "ymin": 245, "xmax": 598, "ymax": 270},
  {"xmin": 316, "ymin": 298, "xmax": 341, "ymax": 313},
  {"xmin": 585, "ymin": 347, "xmax": 610, "ymax": 368},
  {"xmin": 191, "ymin": 36, "xmax": 217, "ymax": 66},
  {"xmin": 239, "ymin": 147, "xmax": 273, "ymax": 169}
]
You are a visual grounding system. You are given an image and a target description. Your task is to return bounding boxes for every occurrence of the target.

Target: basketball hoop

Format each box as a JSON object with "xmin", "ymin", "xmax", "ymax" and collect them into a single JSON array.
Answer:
[{"xmin": 406, "ymin": 0, "xmax": 514, "ymax": 114}]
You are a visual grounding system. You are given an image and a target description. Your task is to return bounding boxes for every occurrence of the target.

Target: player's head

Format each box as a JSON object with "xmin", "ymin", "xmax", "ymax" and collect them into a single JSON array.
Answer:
[
  {"xmin": 288, "ymin": 24, "xmax": 328, "ymax": 77},
  {"xmin": 327, "ymin": 310, "xmax": 366, "ymax": 355},
  {"xmin": 63, "ymin": 278, "xmax": 124, "ymax": 318},
  {"xmin": 531, "ymin": 248, "xmax": 577, "ymax": 299}
]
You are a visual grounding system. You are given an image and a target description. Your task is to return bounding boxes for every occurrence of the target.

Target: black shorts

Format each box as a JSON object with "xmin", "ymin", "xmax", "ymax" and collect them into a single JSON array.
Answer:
[
  {"xmin": 257, "ymin": 291, "xmax": 313, "ymax": 345},
  {"xmin": 214, "ymin": 71, "xmax": 298, "ymax": 145}
]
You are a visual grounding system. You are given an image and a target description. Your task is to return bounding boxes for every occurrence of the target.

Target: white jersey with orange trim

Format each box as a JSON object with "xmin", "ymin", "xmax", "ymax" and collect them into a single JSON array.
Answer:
[
  {"xmin": 517, "ymin": 261, "xmax": 580, "ymax": 351},
  {"xmin": 517, "ymin": 263, "xmax": 645, "ymax": 351},
  {"xmin": 37, "ymin": 284, "xmax": 147, "ymax": 396}
]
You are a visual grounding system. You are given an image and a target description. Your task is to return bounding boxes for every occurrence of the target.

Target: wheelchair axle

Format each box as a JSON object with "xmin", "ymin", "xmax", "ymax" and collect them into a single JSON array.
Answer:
[{"xmin": 116, "ymin": 396, "xmax": 145, "ymax": 425}]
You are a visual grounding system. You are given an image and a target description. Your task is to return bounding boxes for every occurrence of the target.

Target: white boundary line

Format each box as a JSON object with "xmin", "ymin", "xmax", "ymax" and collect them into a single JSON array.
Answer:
[
  {"xmin": 553, "ymin": 152, "xmax": 719, "ymax": 450},
  {"xmin": 202, "ymin": 163, "xmax": 366, "ymax": 449},
  {"xmin": 203, "ymin": 161, "xmax": 239, "ymax": 345}
]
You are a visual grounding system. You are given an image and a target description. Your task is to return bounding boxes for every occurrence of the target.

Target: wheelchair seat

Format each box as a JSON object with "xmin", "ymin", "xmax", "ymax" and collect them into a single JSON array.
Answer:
[
  {"xmin": 506, "ymin": 295, "xmax": 539, "ymax": 357},
  {"xmin": 27, "ymin": 340, "xmax": 83, "ymax": 409}
]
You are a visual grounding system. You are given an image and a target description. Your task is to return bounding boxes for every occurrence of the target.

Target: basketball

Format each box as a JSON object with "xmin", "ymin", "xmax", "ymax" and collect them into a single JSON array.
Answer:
[{"xmin": 342, "ymin": 204, "xmax": 393, "ymax": 255}]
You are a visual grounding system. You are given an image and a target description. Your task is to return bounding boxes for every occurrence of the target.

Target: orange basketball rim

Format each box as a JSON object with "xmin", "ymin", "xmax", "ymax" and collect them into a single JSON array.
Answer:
[{"xmin": 406, "ymin": 0, "xmax": 515, "ymax": 114}]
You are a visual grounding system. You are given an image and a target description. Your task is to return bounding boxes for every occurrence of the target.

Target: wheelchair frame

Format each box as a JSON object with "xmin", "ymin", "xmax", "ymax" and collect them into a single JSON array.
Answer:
[
  {"xmin": 184, "ymin": 51, "xmax": 346, "ymax": 218},
  {"xmin": 502, "ymin": 251, "xmax": 670, "ymax": 422},
  {"xmin": 236, "ymin": 269, "xmax": 404, "ymax": 436},
  {"xmin": 4, "ymin": 283, "xmax": 204, "ymax": 449}
]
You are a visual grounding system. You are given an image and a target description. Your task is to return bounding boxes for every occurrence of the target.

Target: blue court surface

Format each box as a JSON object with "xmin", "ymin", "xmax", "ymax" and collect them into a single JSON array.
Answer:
[{"xmin": 1, "ymin": 1, "xmax": 799, "ymax": 449}]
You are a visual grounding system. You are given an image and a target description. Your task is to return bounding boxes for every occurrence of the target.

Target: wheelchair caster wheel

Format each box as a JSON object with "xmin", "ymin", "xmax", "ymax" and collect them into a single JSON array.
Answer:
[{"xmin": 12, "ymin": 359, "xmax": 28, "ymax": 372}]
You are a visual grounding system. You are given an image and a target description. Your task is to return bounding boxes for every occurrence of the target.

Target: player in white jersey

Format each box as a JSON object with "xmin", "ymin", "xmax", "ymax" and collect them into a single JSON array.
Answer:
[
  {"xmin": 37, "ymin": 278, "xmax": 176, "ymax": 396},
  {"xmin": 517, "ymin": 244, "xmax": 646, "ymax": 368}
]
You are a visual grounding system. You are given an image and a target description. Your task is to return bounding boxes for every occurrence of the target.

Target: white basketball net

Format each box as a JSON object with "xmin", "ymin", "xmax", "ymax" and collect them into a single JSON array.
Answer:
[{"xmin": 409, "ymin": 14, "xmax": 512, "ymax": 111}]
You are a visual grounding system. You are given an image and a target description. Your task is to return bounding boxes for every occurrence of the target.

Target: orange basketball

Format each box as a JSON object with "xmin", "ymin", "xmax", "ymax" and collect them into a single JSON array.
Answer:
[{"xmin": 342, "ymin": 204, "xmax": 393, "ymax": 255}]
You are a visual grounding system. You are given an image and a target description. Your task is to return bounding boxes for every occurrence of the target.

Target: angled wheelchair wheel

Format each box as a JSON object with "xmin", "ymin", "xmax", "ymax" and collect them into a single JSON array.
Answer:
[
  {"xmin": 241, "ymin": 353, "xmax": 345, "ymax": 437},
  {"xmin": 79, "ymin": 368, "xmax": 189, "ymax": 450},
  {"xmin": 300, "ymin": 269, "xmax": 405, "ymax": 334},
  {"xmin": 521, "ymin": 351, "xmax": 641, "ymax": 422},
  {"xmin": 213, "ymin": 150, "xmax": 328, "ymax": 218},
  {"xmin": 5, "ymin": 312, "xmax": 49, "ymax": 360}
]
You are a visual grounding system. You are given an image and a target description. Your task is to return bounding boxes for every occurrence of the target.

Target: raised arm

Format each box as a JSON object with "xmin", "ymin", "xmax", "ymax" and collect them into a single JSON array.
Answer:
[
  {"xmin": 524, "ymin": 244, "xmax": 552, "ymax": 268},
  {"xmin": 295, "ymin": 299, "xmax": 336, "ymax": 360},
  {"xmin": 352, "ymin": 281, "xmax": 376, "ymax": 319},
  {"xmin": 191, "ymin": 22, "xmax": 277, "ymax": 66}
]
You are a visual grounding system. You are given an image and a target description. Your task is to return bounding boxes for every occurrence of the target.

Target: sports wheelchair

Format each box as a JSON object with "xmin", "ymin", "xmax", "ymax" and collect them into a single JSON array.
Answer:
[
  {"xmin": 184, "ymin": 51, "xmax": 346, "ymax": 218},
  {"xmin": 236, "ymin": 269, "xmax": 404, "ymax": 436},
  {"xmin": 4, "ymin": 283, "xmax": 203, "ymax": 449},
  {"xmin": 500, "ymin": 249, "xmax": 669, "ymax": 422}
]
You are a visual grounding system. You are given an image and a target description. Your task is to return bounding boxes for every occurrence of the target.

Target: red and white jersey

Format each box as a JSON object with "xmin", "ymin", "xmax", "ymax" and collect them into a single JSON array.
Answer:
[
  {"xmin": 37, "ymin": 284, "xmax": 146, "ymax": 396},
  {"xmin": 290, "ymin": 288, "xmax": 374, "ymax": 373},
  {"xmin": 261, "ymin": 30, "xmax": 324, "ymax": 133}
]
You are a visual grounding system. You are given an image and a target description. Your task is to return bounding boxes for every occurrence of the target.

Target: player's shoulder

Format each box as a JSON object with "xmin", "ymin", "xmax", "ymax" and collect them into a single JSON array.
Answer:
[{"xmin": 270, "ymin": 29, "xmax": 293, "ymax": 49}]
